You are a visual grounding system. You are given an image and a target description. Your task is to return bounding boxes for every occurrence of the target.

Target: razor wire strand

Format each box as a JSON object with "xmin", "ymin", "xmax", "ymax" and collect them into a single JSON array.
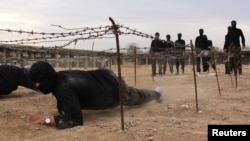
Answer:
[{"xmin": 0, "ymin": 24, "xmax": 154, "ymax": 48}]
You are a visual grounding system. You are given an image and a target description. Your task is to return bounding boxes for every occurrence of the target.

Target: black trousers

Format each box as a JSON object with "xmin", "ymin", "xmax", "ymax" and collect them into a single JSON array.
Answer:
[
  {"xmin": 196, "ymin": 57, "xmax": 209, "ymax": 72},
  {"xmin": 175, "ymin": 58, "xmax": 185, "ymax": 72}
]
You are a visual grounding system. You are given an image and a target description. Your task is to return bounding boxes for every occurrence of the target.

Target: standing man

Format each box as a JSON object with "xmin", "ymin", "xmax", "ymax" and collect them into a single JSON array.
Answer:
[
  {"xmin": 163, "ymin": 34, "xmax": 175, "ymax": 75},
  {"xmin": 195, "ymin": 28, "xmax": 209, "ymax": 74},
  {"xmin": 227, "ymin": 20, "xmax": 246, "ymax": 77},
  {"xmin": 223, "ymin": 26, "xmax": 233, "ymax": 76},
  {"xmin": 174, "ymin": 33, "xmax": 186, "ymax": 75},
  {"xmin": 150, "ymin": 32, "xmax": 163, "ymax": 76}
]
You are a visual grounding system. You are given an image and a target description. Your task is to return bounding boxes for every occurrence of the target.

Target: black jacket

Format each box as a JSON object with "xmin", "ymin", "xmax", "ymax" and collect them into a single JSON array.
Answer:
[
  {"xmin": 195, "ymin": 35, "xmax": 208, "ymax": 50},
  {"xmin": 150, "ymin": 39, "xmax": 163, "ymax": 52},
  {"xmin": 0, "ymin": 65, "xmax": 36, "ymax": 95},
  {"xmin": 228, "ymin": 27, "xmax": 245, "ymax": 47},
  {"xmin": 175, "ymin": 39, "xmax": 185, "ymax": 51},
  {"xmin": 28, "ymin": 61, "xmax": 121, "ymax": 129}
]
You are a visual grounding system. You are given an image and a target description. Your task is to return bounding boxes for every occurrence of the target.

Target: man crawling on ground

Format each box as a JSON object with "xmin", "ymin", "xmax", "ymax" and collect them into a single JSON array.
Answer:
[{"xmin": 27, "ymin": 61, "xmax": 163, "ymax": 129}]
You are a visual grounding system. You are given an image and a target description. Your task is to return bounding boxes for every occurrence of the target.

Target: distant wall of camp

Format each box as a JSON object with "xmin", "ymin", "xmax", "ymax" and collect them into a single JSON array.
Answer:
[{"xmin": 1, "ymin": 44, "xmax": 250, "ymax": 69}]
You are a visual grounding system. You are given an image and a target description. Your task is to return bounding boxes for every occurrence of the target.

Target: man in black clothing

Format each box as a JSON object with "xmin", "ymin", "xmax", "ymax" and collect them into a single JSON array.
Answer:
[
  {"xmin": 163, "ymin": 34, "xmax": 175, "ymax": 74},
  {"xmin": 0, "ymin": 65, "xmax": 36, "ymax": 95},
  {"xmin": 227, "ymin": 20, "xmax": 246, "ymax": 77},
  {"xmin": 223, "ymin": 26, "xmax": 233, "ymax": 75},
  {"xmin": 28, "ymin": 61, "xmax": 163, "ymax": 129},
  {"xmin": 174, "ymin": 33, "xmax": 186, "ymax": 75},
  {"xmin": 150, "ymin": 32, "xmax": 163, "ymax": 76},
  {"xmin": 195, "ymin": 28, "xmax": 209, "ymax": 74}
]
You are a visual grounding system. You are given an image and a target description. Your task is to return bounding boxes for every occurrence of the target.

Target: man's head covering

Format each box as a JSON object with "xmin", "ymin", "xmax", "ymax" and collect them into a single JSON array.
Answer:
[
  {"xmin": 29, "ymin": 61, "xmax": 57, "ymax": 94},
  {"xmin": 199, "ymin": 28, "xmax": 204, "ymax": 35},
  {"xmin": 231, "ymin": 20, "xmax": 237, "ymax": 24},
  {"xmin": 231, "ymin": 20, "xmax": 237, "ymax": 28},
  {"xmin": 177, "ymin": 33, "xmax": 182, "ymax": 38}
]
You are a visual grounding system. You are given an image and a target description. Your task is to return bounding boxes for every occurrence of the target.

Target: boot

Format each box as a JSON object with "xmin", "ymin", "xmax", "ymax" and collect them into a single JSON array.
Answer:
[{"xmin": 175, "ymin": 69, "xmax": 179, "ymax": 75}]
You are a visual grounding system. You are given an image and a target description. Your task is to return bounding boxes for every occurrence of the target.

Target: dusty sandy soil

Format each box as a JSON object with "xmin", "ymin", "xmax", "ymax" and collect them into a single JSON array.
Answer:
[{"xmin": 1, "ymin": 64, "xmax": 250, "ymax": 141}]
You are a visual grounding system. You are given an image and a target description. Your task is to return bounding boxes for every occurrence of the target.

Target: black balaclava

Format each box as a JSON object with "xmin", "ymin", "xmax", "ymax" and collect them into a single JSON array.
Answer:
[
  {"xmin": 29, "ymin": 61, "xmax": 57, "ymax": 94},
  {"xmin": 155, "ymin": 32, "xmax": 160, "ymax": 40},
  {"xmin": 166, "ymin": 34, "xmax": 171, "ymax": 41},
  {"xmin": 231, "ymin": 20, "xmax": 237, "ymax": 29},
  {"xmin": 177, "ymin": 33, "xmax": 182, "ymax": 39},
  {"xmin": 199, "ymin": 29, "xmax": 204, "ymax": 36}
]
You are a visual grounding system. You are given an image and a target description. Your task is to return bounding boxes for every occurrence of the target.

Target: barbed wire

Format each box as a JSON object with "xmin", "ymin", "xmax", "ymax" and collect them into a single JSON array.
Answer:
[
  {"xmin": 1, "ymin": 29, "xmax": 111, "ymax": 43},
  {"xmin": 0, "ymin": 26, "xmax": 111, "ymax": 36},
  {"xmin": 0, "ymin": 24, "xmax": 154, "ymax": 49}
]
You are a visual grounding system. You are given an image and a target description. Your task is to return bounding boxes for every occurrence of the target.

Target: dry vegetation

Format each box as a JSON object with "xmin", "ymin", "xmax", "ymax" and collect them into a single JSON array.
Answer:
[{"xmin": 1, "ymin": 64, "xmax": 250, "ymax": 141}]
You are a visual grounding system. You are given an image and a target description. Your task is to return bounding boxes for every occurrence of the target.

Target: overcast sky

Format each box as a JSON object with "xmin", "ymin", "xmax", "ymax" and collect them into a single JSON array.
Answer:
[{"xmin": 0, "ymin": 0, "xmax": 249, "ymax": 51}]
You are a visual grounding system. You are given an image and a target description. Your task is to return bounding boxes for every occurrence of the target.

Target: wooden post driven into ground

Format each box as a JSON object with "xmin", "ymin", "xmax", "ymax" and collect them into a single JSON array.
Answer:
[
  {"xmin": 109, "ymin": 17, "xmax": 125, "ymax": 131},
  {"xmin": 91, "ymin": 42, "xmax": 94, "ymax": 70},
  {"xmin": 134, "ymin": 46, "xmax": 137, "ymax": 86},
  {"xmin": 233, "ymin": 44, "xmax": 238, "ymax": 88},
  {"xmin": 190, "ymin": 40, "xmax": 199, "ymax": 112},
  {"xmin": 211, "ymin": 49, "xmax": 221, "ymax": 96}
]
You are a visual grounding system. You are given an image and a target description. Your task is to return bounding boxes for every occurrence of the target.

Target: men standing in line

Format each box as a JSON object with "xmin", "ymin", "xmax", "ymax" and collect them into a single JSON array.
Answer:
[
  {"xmin": 150, "ymin": 32, "xmax": 163, "ymax": 76},
  {"xmin": 174, "ymin": 33, "xmax": 186, "ymax": 75},
  {"xmin": 195, "ymin": 28, "xmax": 209, "ymax": 74},
  {"xmin": 227, "ymin": 20, "xmax": 246, "ymax": 77},
  {"xmin": 163, "ymin": 34, "xmax": 175, "ymax": 75}
]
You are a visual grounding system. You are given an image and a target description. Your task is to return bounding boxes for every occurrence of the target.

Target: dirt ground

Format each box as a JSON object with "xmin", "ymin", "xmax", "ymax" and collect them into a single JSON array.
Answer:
[{"xmin": 1, "ymin": 63, "xmax": 250, "ymax": 141}]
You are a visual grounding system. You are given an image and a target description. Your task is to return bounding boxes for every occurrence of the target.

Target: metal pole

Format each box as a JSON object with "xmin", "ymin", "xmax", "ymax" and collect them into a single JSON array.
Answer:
[
  {"xmin": 91, "ymin": 42, "xmax": 94, "ymax": 70},
  {"xmin": 149, "ymin": 53, "xmax": 154, "ymax": 82},
  {"xmin": 109, "ymin": 17, "xmax": 124, "ymax": 131},
  {"xmin": 233, "ymin": 44, "xmax": 238, "ymax": 88},
  {"xmin": 227, "ymin": 45, "xmax": 234, "ymax": 86},
  {"xmin": 134, "ymin": 46, "xmax": 137, "ymax": 86},
  {"xmin": 190, "ymin": 40, "xmax": 199, "ymax": 112},
  {"xmin": 228, "ymin": 56, "xmax": 234, "ymax": 87},
  {"xmin": 211, "ymin": 50, "xmax": 221, "ymax": 96}
]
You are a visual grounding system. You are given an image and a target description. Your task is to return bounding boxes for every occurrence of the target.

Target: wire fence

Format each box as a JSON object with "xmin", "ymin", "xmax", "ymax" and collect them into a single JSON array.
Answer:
[
  {"xmin": 0, "ymin": 24, "xmax": 153, "ymax": 48},
  {"xmin": 1, "ymin": 20, "xmax": 249, "ymax": 67}
]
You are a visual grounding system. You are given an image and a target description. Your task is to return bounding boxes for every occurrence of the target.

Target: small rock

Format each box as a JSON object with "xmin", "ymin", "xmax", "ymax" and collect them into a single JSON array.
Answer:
[
  {"xmin": 148, "ymin": 136, "xmax": 154, "ymax": 141},
  {"xmin": 236, "ymin": 87, "xmax": 242, "ymax": 91},
  {"xmin": 198, "ymin": 110, "xmax": 202, "ymax": 114},
  {"xmin": 20, "ymin": 115, "xmax": 26, "ymax": 119},
  {"xmin": 116, "ymin": 129, "xmax": 127, "ymax": 133},
  {"xmin": 180, "ymin": 104, "xmax": 189, "ymax": 109},
  {"xmin": 152, "ymin": 128, "xmax": 157, "ymax": 132}
]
